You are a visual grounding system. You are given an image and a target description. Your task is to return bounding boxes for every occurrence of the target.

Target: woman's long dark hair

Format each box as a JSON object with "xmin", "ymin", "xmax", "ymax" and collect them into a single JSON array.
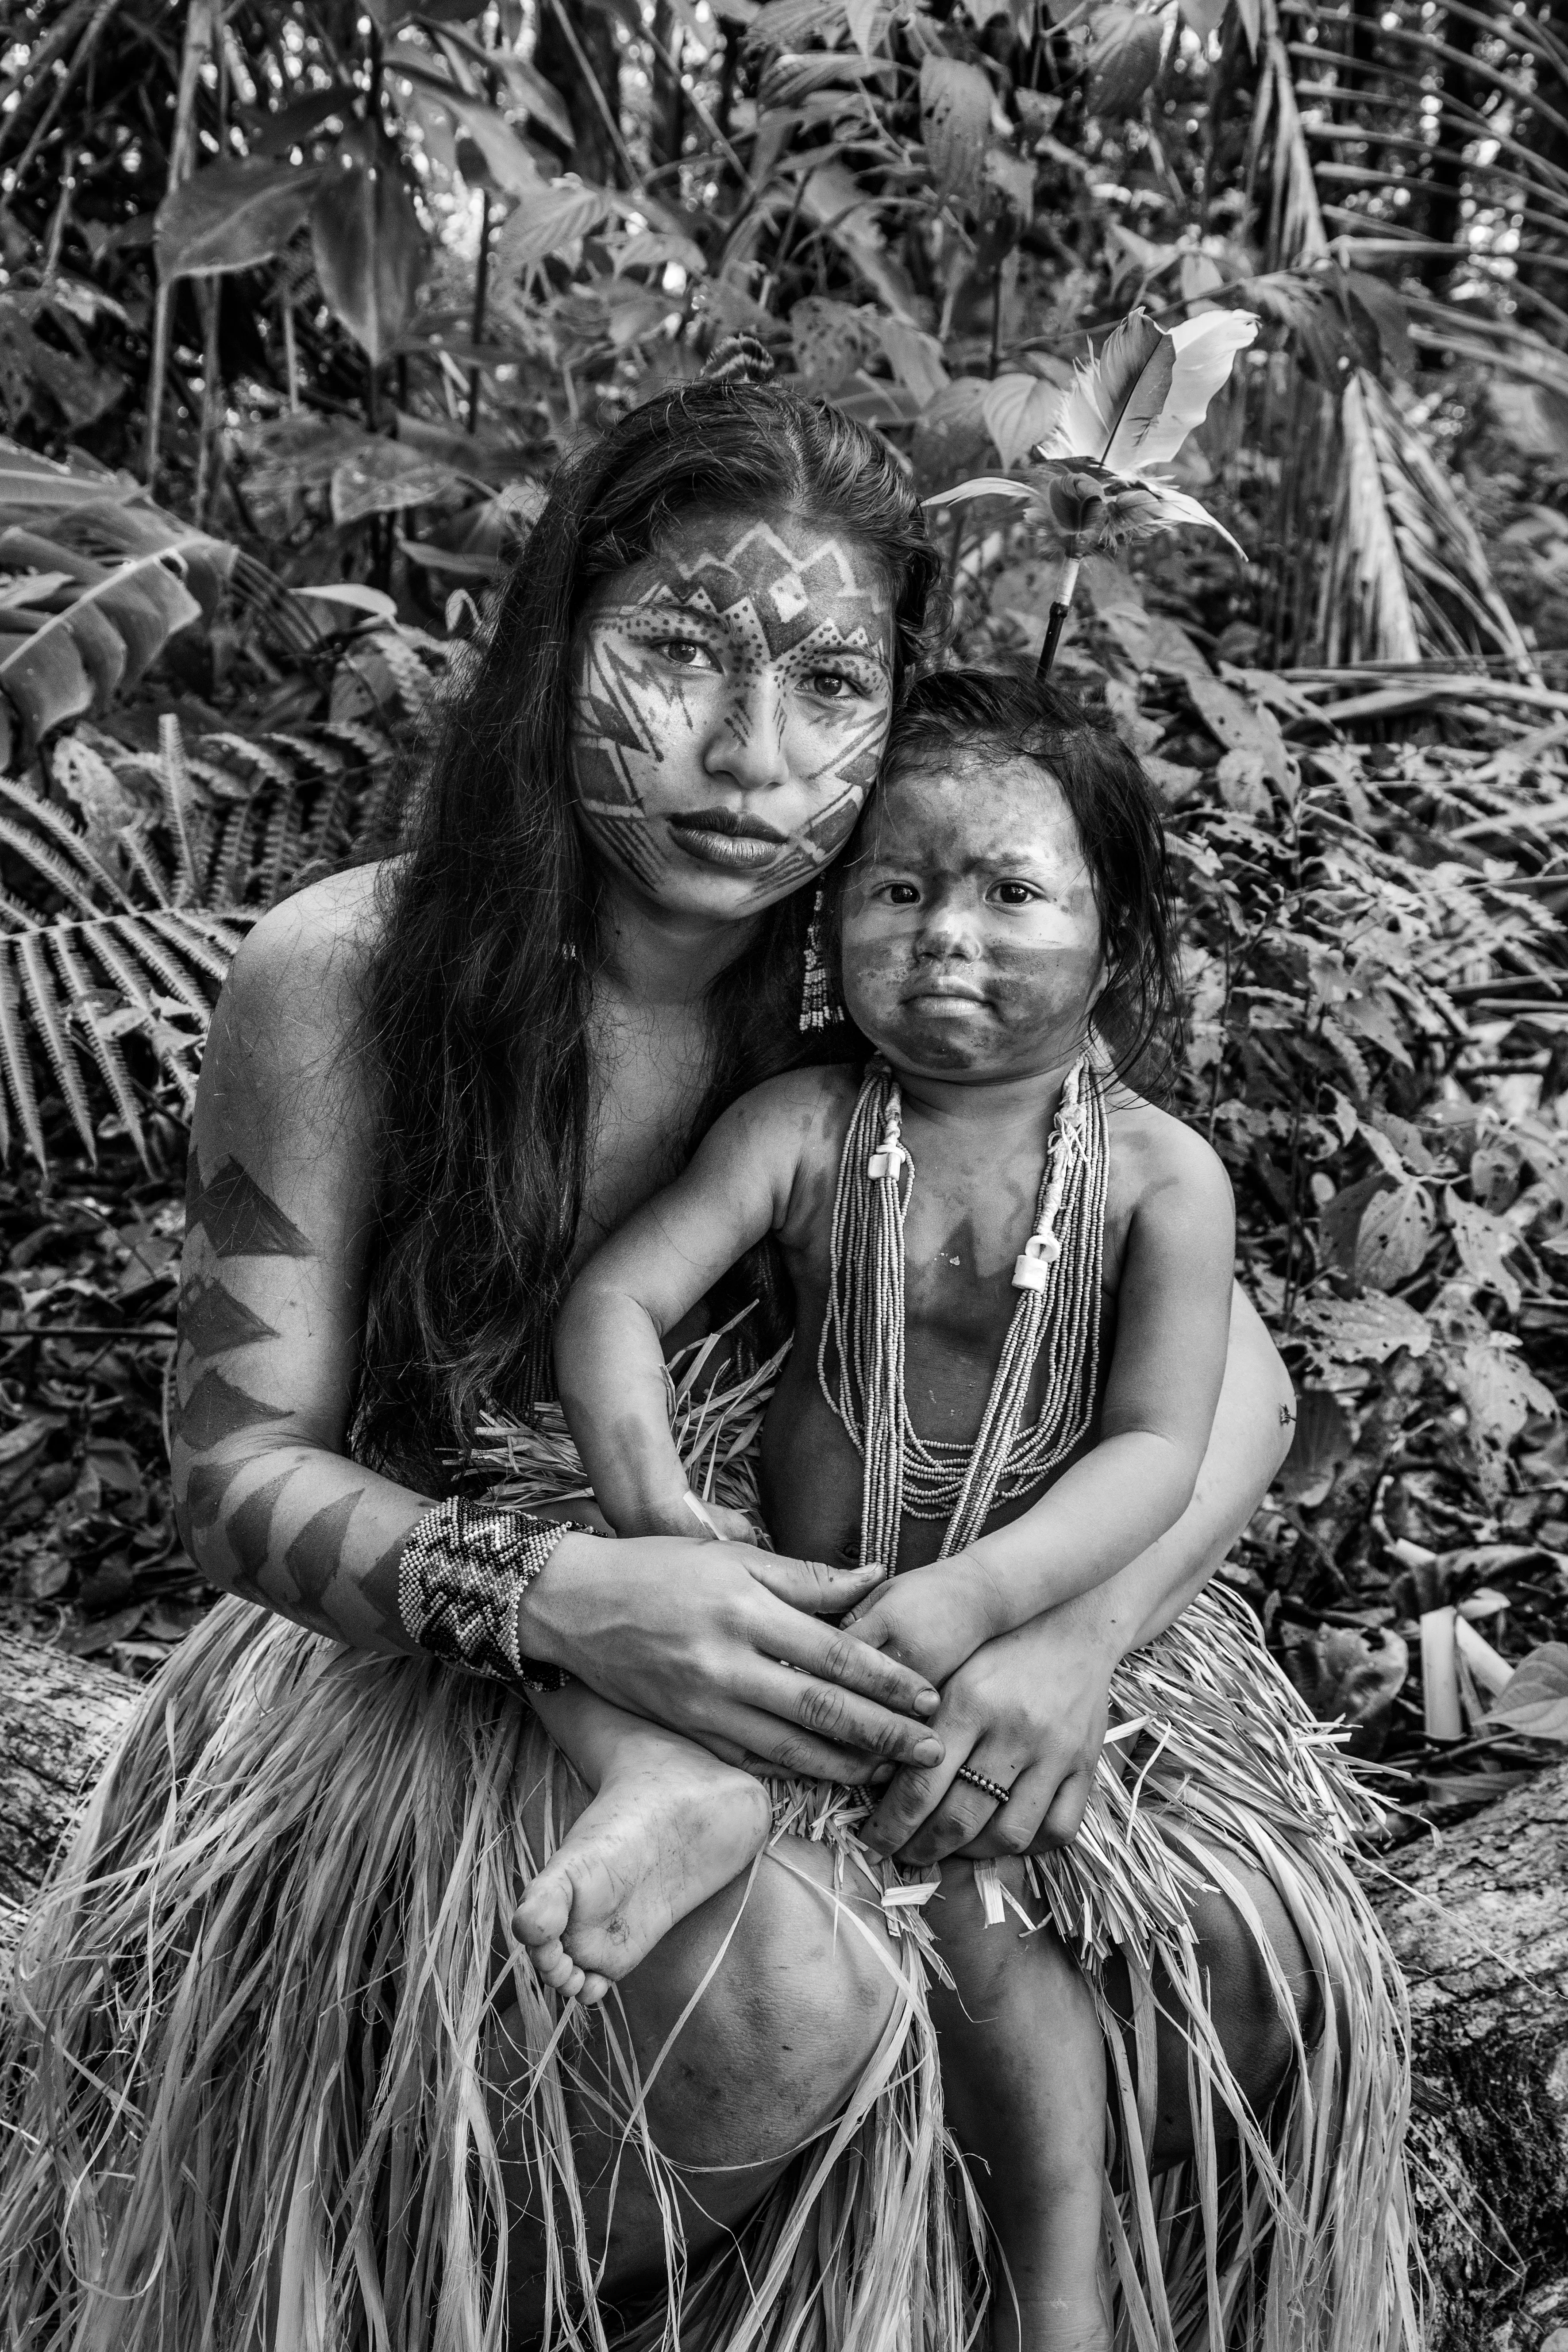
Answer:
[{"xmin": 358, "ymin": 368, "xmax": 941, "ymax": 1469}]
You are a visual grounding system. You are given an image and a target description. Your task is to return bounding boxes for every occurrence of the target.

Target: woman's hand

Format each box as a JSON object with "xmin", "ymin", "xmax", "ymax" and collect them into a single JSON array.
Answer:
[
  {"xmin": 520, "ymin": 1533, "xmax": 947, "ymax": 1785},
  {"xmin": 859, "ymin": 1601, "xmax": 1116, "ymax": 1866}
]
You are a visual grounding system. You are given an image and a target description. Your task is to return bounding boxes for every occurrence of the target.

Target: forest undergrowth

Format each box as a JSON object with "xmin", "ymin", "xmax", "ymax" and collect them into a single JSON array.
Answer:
[
  {"xmin": 3, "ymin": 0, "xmax": 1568, "ymax": 1846},
  {"xmin": 1, "ymin": 464, "xmax": 1565, "ymax": 1850}
]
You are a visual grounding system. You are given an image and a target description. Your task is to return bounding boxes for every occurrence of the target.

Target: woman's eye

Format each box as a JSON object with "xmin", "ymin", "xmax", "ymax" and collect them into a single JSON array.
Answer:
[
  {"xmin": 656, "ymin": 637, "xmax": 716, "ymax": 669},
  {"xmin": 803, "ymin": 669, "xmax": 856, "ymax": 701}
]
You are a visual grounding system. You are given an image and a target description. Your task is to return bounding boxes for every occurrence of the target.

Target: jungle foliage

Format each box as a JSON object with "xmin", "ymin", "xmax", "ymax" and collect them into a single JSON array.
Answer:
[{"xmin": 0, "ymin": 0, "xmax": 1566, "ymax": 1847}]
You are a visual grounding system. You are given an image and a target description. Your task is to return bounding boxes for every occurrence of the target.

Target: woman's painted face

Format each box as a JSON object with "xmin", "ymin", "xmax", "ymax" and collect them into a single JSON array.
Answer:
[
  {"xmin": 839, "ymin": 754, "xmax": 1107, "ymax": 1083},
  {"xmin": 569, "ymin": 508, "xmax": 896, "ymax": 918}
]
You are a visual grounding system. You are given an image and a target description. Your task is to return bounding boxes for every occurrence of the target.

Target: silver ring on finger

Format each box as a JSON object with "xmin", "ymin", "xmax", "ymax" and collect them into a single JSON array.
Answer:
[{"xmin": 954, "ymin": 1763, "xmax": 1013, "ymax": 1806}]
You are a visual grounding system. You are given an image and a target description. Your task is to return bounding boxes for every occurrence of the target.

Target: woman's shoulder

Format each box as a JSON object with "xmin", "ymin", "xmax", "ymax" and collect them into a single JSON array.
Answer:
[
  {"xmin": 200, "ymin": 861, "xmax": 405, "ymax": 1179},
  {"xmin": 223, "ymin": 858, "xmax": 399, "ymax": 1040},
  {"xmin": 1104, "ymin": 1086, "xmax": 1232, "ymax": 1211}
]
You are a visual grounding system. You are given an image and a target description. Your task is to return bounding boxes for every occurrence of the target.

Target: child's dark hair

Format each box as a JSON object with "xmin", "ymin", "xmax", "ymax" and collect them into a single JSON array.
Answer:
[{"xmin": 862, "ymin": 666, "xmax": 1179, "ymax": 1086}]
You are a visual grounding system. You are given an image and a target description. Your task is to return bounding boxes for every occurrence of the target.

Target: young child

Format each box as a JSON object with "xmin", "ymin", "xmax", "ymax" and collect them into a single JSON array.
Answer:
[{"xmin": 525, "ymin": 667, "xmax": 1236, "ymax": 2352}]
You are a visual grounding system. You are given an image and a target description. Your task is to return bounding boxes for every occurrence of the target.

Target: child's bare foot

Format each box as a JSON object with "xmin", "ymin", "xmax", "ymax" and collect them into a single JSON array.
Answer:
[{"xmin": 512, "ymin": 1732, "xmax": 772, "ymax": 2003}]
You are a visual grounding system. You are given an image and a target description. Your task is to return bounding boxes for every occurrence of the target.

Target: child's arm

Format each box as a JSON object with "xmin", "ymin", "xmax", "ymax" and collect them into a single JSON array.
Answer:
[
  {"xmin": 555, "ymin": 1077, "xmax": 820, "ymax": 1537},
  {"xmin": 849, "ymin": 1122, "xmax": 1236, "ymax": 1680}
]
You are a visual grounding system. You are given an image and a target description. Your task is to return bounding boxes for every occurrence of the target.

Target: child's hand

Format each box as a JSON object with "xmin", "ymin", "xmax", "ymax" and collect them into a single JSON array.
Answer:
[
  {"xmin": 621, "ymin": 1489, "xmax": 764, "ymax": 1544},
  {"xmin": 686, "ymin": 1498, "xmax": 767, "ymax": 1545},
  {"xmin": 839, "ymin": 1560, "xmax": 998, "ymax": 1689}
]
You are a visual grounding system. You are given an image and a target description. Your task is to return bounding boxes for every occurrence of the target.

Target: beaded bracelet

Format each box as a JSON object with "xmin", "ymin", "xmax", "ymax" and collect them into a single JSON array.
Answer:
[{"xmin": 397, "ymin": 1495, "xmax": 586, "ymax": 1694}]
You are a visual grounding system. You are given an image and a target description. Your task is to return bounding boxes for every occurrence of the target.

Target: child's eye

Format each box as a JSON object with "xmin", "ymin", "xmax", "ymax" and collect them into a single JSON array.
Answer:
[
  {"xmin": 990, "ymin": 881, "xmax": 1041, "ymax": 906},
  {"xmin": 884, "ymin": 882, "xmax": 921, "ymax": 906}
]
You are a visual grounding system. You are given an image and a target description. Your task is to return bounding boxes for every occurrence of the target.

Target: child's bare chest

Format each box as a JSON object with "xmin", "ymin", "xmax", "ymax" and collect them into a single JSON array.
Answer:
[{"xmin": 784, "ymin": 1107, "xmax": 1135, "ymax": 1448}]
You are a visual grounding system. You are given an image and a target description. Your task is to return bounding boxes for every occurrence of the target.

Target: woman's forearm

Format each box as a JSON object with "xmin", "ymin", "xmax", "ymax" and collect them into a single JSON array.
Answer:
[
  {"xmin": 172, "ymin": 1428, "xmax": 431, "ymax": 1653},
  {"xmin": 1052, "ymin": 1281, "xmax": 1294, "ymax": 1663}
]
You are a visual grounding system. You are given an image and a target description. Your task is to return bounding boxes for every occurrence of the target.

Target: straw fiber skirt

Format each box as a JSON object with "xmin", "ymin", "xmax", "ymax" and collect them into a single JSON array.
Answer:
[{"xmin": 0, "ymin": 1380, "xmax": 1417, "ymax": 2352}]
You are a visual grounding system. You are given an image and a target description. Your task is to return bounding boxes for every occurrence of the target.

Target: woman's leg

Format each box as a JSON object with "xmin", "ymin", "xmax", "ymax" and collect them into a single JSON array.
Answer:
[
  {"xmin": 491, "ymin": 1753, "xmax": 905, "ymax": 2341},
  {"xmin": 1102, "ymin": 1836, "xmax": 1323, "ymax": 2164}
]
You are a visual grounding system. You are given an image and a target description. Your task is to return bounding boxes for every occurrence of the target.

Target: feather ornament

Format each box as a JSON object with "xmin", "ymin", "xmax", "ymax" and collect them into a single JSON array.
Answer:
[{"xmin": 1041, "ymin": 306, "xmax": 1258, "ymax": 470}]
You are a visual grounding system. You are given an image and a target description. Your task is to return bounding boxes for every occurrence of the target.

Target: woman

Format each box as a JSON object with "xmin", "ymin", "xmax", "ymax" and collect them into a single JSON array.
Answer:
[{"xmin": 0, "ymin": 357, "xmax": 1411, "ymax": 2352}]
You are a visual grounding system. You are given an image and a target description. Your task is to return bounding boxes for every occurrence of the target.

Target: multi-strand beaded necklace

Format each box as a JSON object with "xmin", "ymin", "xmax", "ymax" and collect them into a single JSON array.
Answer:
[{"xmin": 817, "ymin": 1047, "xmax": 1109, "ymax": 1572}]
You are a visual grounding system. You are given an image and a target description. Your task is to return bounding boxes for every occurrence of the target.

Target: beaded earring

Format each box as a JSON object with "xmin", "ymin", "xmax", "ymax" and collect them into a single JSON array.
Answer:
[{"xmin": 799, "ymin": 886, "xmax": 841, "ymax": 1032}]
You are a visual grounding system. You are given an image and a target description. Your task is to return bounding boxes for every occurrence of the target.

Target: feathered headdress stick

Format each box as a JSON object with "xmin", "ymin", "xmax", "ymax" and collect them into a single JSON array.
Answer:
[{"xmin": 928, "ymin": 307, "xmax": 1260, "ymax": 677}]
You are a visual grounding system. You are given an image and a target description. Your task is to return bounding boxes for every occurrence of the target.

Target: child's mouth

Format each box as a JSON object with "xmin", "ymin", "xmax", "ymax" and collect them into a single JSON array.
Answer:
[{"xmin": 905, "ymin": 980, "xmax": 990, "ymax": 1009}]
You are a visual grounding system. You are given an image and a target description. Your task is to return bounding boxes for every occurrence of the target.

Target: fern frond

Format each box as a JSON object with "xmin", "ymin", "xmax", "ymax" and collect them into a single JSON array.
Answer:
[
  {"xmin": 0, "ymin": 774, "xmax": 137, "ymax": 910},
  {"xmin": 214, "ymin": 803, "xmax": 252, "ymax": 908},
  {"xmin": 0, "ymin": 942, "xmax": 45, "ymax": 1168},
  {"xmin": 157, "ymin": 715, "xmax": 202, "ymax": 904},
  {"xmin": 147, "ymin": 908, "xmax": 246, "ymax": 985},
  {"xmin": 0, "ymin": 807, "xmax": 109, "ymax": 920},
  {"xmin": 15, "ymin": 929, "xmax": 95, "ymax": 1159},
  {"xmin": 52, "ymin": 926, "xmax": 146, "ymax": 1161},
  {"xmin": 118, "ymin": 827, "xmax": 174, "ymax": 909},
  {"xmin": 202, "ymin": 732, "xmax": 298, "ymax": 793}
]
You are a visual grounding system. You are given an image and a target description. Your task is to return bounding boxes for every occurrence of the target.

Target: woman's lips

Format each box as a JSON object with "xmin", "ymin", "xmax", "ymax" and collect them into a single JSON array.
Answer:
[{"xmin": 669, "ymin": 809, "xmax": 788, "ymax": 870}]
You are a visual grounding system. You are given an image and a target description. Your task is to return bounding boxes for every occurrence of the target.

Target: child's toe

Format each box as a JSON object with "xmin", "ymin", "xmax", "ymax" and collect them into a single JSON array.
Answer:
[{"xmin": 513, "ymin": 1871, "xmax": 573, "ymax": 1947}]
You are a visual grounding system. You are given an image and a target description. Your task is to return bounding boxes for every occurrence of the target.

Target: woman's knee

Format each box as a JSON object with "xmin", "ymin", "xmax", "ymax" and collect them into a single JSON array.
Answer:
[{"xmin": 637, "ymin": 1837, "xmax": 902, "ymax": 2166}]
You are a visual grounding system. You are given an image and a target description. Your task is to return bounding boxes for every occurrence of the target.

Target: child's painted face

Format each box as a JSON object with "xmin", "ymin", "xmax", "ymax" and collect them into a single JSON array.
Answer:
[
  {"xmin": 840, "ymin": 754, "xmax": 1107, "ymax": 1083},
  {"xmin": 569, "ymin": 508, "xmax": 895, "ymax": 920}
]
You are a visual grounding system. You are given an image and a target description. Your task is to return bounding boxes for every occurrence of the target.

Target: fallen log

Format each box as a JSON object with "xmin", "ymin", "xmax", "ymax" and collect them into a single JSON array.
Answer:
[
  {"xmin": 3, "ymin": 1630, "xmax": 1566, "ymax": 2344},
  {"xmin": 0, "ymin": 1632, "xmax": 138, "ymax": 1993}
]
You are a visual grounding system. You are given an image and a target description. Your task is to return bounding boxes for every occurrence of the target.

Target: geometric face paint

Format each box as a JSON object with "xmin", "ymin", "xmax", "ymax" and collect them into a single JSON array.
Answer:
[{"xmin": 569, "ymin": 507, "xmax": 896, "ymax": 917}]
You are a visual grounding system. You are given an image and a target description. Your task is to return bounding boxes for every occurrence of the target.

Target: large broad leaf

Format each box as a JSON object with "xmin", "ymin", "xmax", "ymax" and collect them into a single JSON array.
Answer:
[
  {"xmin": 1086, "ymin": 3, "xmax": 1164, "ymax": 116},
  {"xmin": 1487, "ymin": 1644, "xmax": 1568, "ymax": 1744},
  {"xmin": 0, "ymin": 443, "xmax": 236, "ymax": 620},
  {"xmin": 919, "ymin": 55, "xmax": 992, "ymax": 202},
  {"xmin": 1297, "ymin": 1288, "xmax": 1431, "ymax": 1367},
  {"xmin": 311, "ymin": 123, "xmax": 428, "ymax": 365},
  {"xmin": 329, "ymin": 437, "xmax": 472, "ymax": 524},
  {"xmin": 392, "ymin": 57, "xmax": 547, "ymax": 196},
  {"xmin": 493, "ymin": 177, "xmax": 616, "ymax": 273},
  {"xmin": 156, "ymin": 158, "xmax": 320, "ymax": 280},
  {"xmin": 981, "ymin": 373, "xmax": 1065, "ymax": 470},
  {"xmin": 421, "ymin": 24, "xmax": 576, "ymax": 150},
  {"xmin": 1354, "ymin": 1179, "xmax": 1432, "ymax": 1291},
  {"xmin": 0, "ymin": 552, "xmax": 202, "ymax": 741},
  {"xmin": 877, "ymin": 318, "xmax": 949, "ymax": 404}
]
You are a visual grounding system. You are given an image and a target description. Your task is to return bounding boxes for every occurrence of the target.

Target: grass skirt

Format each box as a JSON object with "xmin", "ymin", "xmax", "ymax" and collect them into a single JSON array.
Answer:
[{"xmin": 0, "ymin": 1356, "xmax": 1417, "ymax": 2351}]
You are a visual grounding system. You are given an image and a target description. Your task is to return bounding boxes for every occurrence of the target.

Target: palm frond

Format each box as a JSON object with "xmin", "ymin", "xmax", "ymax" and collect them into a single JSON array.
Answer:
[{"xmin": 1318, "ymin": 377, "xmax": 1424, "ymax": 666}]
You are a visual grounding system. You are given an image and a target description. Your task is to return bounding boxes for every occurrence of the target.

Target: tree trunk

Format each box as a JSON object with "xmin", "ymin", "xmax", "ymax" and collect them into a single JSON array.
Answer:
[
  {"xmin": 3, "ymin": 1632, "xmax": 1566, "ymax": 2340},
  {"xmin": 0, "ymin": 1634, "xmax": 136, "ymax": 1993},
  {"xmin": 1379, "ymin": 1765, "xmax": 1568, "ymax": 2350}
]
